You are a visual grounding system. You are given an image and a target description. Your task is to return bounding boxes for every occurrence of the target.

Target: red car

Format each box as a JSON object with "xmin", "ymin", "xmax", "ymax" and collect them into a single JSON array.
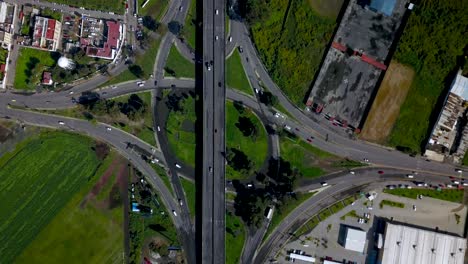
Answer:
[{"xmin": 378, "ymin": 171, "xmax": 384, "ymax": 174}]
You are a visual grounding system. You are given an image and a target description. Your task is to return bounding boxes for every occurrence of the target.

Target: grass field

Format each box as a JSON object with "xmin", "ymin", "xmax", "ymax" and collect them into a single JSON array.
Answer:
[
  {"xmin": 308, "ymin": 0, "xmax": 344, "ymax": 19},
  {"xmin": 166, "ymin": 92, "xmax": 197, "ymax": 167},
  {"xmin": 165, "ymin": 45, "xmax": 195, "ymax": 78},
  {"xmin": 0, "ymin": 132, "xmax": 104, "ymax": 263},
  {"xmin": 140, "ymin": 0, "xmax": 169, "ymax": 20},
  {"xmin": 384, "ymin": 188, "xmax": 464, "ymax": 203},
  {"xmin": 184, "ymin": 0, "xmax": 197, "ymax": 49},
  {"xmin": 14, "ymin": 47, "xmax": 56, "ymax": 90},
  {"xmin": 361, "ymin": 61, "xmax": 415, "ymax": 143},
  {"xmin": 379, "ymin": 199, "xmax": 405, "ymax": 209},
  {"xmin": 226, "ymin": 101, "xmax": 268, "ymax": 180},
  {"xmin": 180, "ymin": 177, "xmax": 196, "ymax": 218},
  {"xmin": 265, "ymin": 192, "xmax": 316, "ymax": 240},
  {"xmin": 226, "ymin": 212, "xmax": 246, "ymax": 264},
  {"xmin": 226, "ymin": 50, "xmax": 253, "ymax": 96},
  {"xmin": 249, "ymin": 0, "xmax": 336, "ymax": 105},
  {"xmin": 16, "ymin": 152, "xmax": 125, "ymax": 263},
  {"xmin": 44, "ymin": 0, "xmax": 124, "ymax": 14}
]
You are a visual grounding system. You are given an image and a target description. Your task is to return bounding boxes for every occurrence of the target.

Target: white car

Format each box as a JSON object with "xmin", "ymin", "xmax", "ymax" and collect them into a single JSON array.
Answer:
[
  {"xmin": 320, "ymin": 182, "xmax": 328, "ymax": 187},
  {"xmin": 175, "ymin": 163, "xmax": 182, "ymax": 169},
  {"xmin": 215, "ymin": 9, "xmax": 219, "ymax": 15},
  {"xmin": 412, "ymin": 205, "xmax": 417, "ymax": 211},
  {"xmin": 138, "ymin": 83, "xmax": 144, "ymax": 87},
  {"xmin": 172, "ymin": 210, "xmax": 177, "ymax": 216},
  {"xmin": 247, "ymin": 183, "xmax": 253, "ymax": 188},
  {"xmin": 207, "ymin": 66, "xmax": 211, "ymax": 71},
  {"xmin": 157, "ymin": 126, "xmax": 161, "ymax": 132},
  {"xmin": 215, "ymin": 35, "xmax": 219, "ymax": 41},
  {"xmin": 447, "ymin": 184, "xmax": 453, "ymax": 188},
  {"xmin": 406, "ymin": 174, "xmax": 414, "ymax": 178},
  {"xmin": 284, "ymin": 125, "xmax": 291, "ymax": 131},
  {"xmin": 106, "ymin": 127, "xmax": 112, "ymax": 131},
  {"xmin": 58, "ymin": 121, "xmax": 65, "ymax": 125},
  {"xmin": 228, "ymin": 36, "xmax": 232, "ymax": 42},
  {"xmin": 178, "ymin": 199, "xmax": 183, "ymax": 206},
  {"xmin": 350, "ymin": 171, "xmax": 355, "ymax": 175}
]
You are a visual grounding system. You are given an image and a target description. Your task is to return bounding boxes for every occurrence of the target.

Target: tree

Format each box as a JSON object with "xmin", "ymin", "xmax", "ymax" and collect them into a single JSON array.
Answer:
[
  {"xmin": 226, "ymin": 148, "xmax": 253, "ymax": 174},
  {"xmin": 142, "ymin": 15, "xmax": 159, "ymax": 31},
  {"xmin": 129, "ymin": 64, "xmax": 144, "ymax": 78},
  {"xmin": 168, "ymin": 21, "xmax": 183, "ymax": 36},
  {"xmin": 259, "ymin": 91, "xmax": 278, "ymax": 107},
  {"xmin": 235, "ymin": 116, "xmax": 257, "ymax": 137}
]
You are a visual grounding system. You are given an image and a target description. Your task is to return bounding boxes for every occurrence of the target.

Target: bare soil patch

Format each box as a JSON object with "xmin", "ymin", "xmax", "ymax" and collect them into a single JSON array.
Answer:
[{"xmin": 361, "ymin": 61, "xmax": 415, "ymax": 143}]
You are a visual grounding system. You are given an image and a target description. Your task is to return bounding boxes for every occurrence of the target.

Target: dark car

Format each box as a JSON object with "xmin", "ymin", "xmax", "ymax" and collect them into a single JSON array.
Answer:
[{"xmin": 378, "ymin": 170, "xmax": 384, "ymax": 174}]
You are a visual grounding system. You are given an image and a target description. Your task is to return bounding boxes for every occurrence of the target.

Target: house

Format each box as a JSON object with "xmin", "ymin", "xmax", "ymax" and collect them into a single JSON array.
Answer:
[
  {"xmin": 32, "ymin": 16, "xmax": 62, "ymax": 51},
  {"xmin": 42, "ymin": 71, "xmax": 53, "ymax": 85}
]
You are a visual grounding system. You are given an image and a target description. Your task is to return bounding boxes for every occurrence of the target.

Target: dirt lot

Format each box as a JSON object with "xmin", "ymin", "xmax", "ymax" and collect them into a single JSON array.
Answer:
[
  {"xmin": 308, "ymin": 0, "xmax": 344, "ymax": 19},
  {"xmin": 361, "ymin": 61, "xmax": 414, "ymax": 143}
]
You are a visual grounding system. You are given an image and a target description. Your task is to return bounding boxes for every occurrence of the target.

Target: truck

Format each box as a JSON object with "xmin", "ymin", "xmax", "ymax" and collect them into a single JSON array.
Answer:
[{"xmin": 265, "ymin": 207, "xmax": 274, "ymax": 220}]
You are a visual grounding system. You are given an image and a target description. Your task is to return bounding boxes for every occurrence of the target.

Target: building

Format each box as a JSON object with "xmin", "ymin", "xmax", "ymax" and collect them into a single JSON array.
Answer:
[
  {"xmin": 131, "ymin": 202, "xmax": 140, "ymax": 212},
  {"xmin": 41, "ymin": 71, "xmax": 53, "ymax": 85},
  {"xmin": 343, "ymin": 227, "xmax": 367, "ymax": 253},
  {"xmin": 32, "ymin": 16, "xmax": 62, "ymax": 51},
  {"xmin": 0, "ymin": 1, "xmax": 15, "ymax": 45},
  {"xmin": 379, "ymin": 222, "xmax": 466, "ymax": 264},
  {"xmin": 305, "ymin": 0, "xmax": 408, "ymax": 130},
  {"xmin": 81, "ymin": 16, "xmax": 121, "ymax": 60},
  {"xmin": 288, "ymin": 253, "xmax": 316, "ymax": 263},
  {"xmin": 425, "ymin": 70, "xmax": 468, "ymax": 163}
]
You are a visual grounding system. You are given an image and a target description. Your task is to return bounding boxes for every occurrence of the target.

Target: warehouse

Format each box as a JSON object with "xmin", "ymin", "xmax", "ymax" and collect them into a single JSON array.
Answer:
[{"xmin": 379, "ymin": 222, "xmax": 466, "ymax": 264}]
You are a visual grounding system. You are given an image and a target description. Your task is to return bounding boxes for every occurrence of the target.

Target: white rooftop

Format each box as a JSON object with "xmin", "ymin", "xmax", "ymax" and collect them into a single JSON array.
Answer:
[
  {"xmin": 381, "ymin": 223, "xmax": 466, "ymax": 264},
  {"xmin": 450, "ymin": 71, "xmax": 468, "ymax": 101},
  {"xmin": 345, "ymin": 227, "xmax": 367, "ymax": 253}
]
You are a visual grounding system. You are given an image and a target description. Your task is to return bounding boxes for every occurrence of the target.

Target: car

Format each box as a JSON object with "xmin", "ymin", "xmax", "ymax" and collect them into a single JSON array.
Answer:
[
  {"xmin": 151, "ymin": 158, "xmax": 159, "ymax": 164},
  {"xmin": 453, "ymin": 180, "xmax": 460, "ymax": 184},
  {"xmin": 320, "ymin": 182, "xmax": 328, "ymax": 186},
  {"xmin": 69, "ymin": 91, "xmax": 74, "ymax": 95},
  {"xmin": 350, "ymin": 171, "xmax": 355, "ymax": 175},
  {"xmin": 398, "ymin": 184, "xmax": 406, "ymax": 189},
  {"xmin": 238, "ymin": 46, "xmax": 243, "ymax": 53},
  {"xmin": 462, "ymin": 182, "xmax": 468, "ymax": 186},
  {"xmin": 306, "ymin": 138, "xmax": 312, "ymax": 143},
  {"xmin": 284, "ymin": 125, "xmax": 292, "ymax": 131},
  {"xmin": 295, "ymin": 127, "xmax": 300, "ymax": 131},
  {"xmin": 207, "ymin": 65, "xmax": 211, "ymax": 71},
  {"xmin": 387, "ymin": 185, "xmax": 396, "ymax": 190},
  {"xmin": 178, "ymin": 199, "xmax": 183, "ymax": 206},
  {"xmin": 378, "ymin": 170, "xmax": 384, "ymax": 174},
  {"xmin": 179, "ymin": 6, "xmax": 183, "ymax": 11},
  {"xmin": 157, "ymin": 126, "xmax": 161, "ymax": 132},
  {"xmin": 106, "ymin": 127, "xmax": 112, "ymax": 131},
  {"xmin": 456, "ymin": 169, "xmax": 463, "ymax": 173},
  {"xmin": 447, "ymin": 184, "xmax": 453, "ymax": 188},
  {"xmin": 154, "ymin": 80, "xmax": 158, "ymax": 85},
  {"xmin": 363, "ymin": 158, "xmax": 369, "ymax": 162},
  {"xmin": 175, "ymin": 163, "xmax": 182, "ymax": 169},
  {"xmin": 255, "ymin": 88, "xmax": 259, "ymax": 93},
  {"xmin": 247, "ymin": 183, "xmax": 253, "ymax": 188},
  {"xmin": 406, "ymin": 174, "xmax": 414, "ymax": 178},
  {"xmin": 209, "ymin": 166, "xmax": 213, "ymax": 172},
  {"xmin": 215, "ymin": 9, "xmax": 219, "ymax": 15},
  {"xmin": 228, "ymin": 36, "xmax": 232, "ymax": 42},
  {"xmin": 172, "ymin": 210, "xmax": 177, "ymax": 216},
  {"xmin": 215, "ymin": 35, "xmax": 219, "ymax": 41},
  {"xmin": 218, "ymin": 82, "xmax": 222, "ymax": 87},
  {"xmin": 11, "ymin": 99, "xmax": 16, "ymax": 102},
  {"xmin": 58, "ymin": 121, "xmax": 65, "ymax": 125},
  {"xmin": 412, "ymin": 205, "xmax": 417, "ymax": 211},
  {"xmin": 367, "ymin": 206, "xmax": 373, "ymax": 210},
  {"xmin": 138, "ymin": 83, "xmax": 144, "ymax": 87}
]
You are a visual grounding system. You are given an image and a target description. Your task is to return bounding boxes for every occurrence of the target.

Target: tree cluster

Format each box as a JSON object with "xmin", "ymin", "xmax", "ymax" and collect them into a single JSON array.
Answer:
[{"xmin": 82, "ymin": 94, "xmax": 147, "ymax": 121}]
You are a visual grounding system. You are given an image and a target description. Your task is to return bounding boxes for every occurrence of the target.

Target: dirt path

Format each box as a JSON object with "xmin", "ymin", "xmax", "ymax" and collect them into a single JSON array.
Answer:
[{"xmin": 117, "ymin": 162, "xmax": 130, "ymax": 262}]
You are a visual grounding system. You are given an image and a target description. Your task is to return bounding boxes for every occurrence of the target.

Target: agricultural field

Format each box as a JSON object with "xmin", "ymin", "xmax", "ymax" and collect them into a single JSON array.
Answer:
[
  {"xmin": 226, "ymin": 101, "xmax": 268, "ymax": 180},
  {"xmin": 14, "ymin": 47, "xmax": 56, "ymax": 90},
  {"xmin": 389, "ymin": 0, "xmax": 467, "ymax": 152},
  {"xmin": 226, "ymin": 50, "xmax": 253, "ymax": 96},
  {"xmin": 0, "ymin": 132, "xmax": 107, "ymax": 263},
  {"xmin": 247, "ymin": 0, "xmax": 337, "ymax": 105},
  {"xmin": 165, "ymin": 45, "xmax": 195, "ymax": 78},
  {"xmin": 16, "ymin": 152, "xmax": 126, "ymax": 263},
  {"xmin": 361, "ymin": 61, "xmax": 415, "ymax": 143},
  {"xmin": 44, "ymin": 0, "xmax": 125, "ymax": 14},
  {"xmin": 226, "ymin": 211, "xmax": 246, "ymax": 264}
]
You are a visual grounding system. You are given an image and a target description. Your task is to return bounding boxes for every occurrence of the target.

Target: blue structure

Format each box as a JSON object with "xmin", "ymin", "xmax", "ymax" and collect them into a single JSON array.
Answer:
[
  {"xmin": 131, "ymin": 202, "xmax": 140, "ymax": 212},
  {"xmin": 369, "ymin": 0, "xmax": 397, "ymax": 16}
]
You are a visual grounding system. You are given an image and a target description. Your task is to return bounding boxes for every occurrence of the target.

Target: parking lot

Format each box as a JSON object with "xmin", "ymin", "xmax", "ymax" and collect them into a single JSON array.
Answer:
[{"xmin": 277, "ymin": 183, "xmax": 467, "ymax": 264}]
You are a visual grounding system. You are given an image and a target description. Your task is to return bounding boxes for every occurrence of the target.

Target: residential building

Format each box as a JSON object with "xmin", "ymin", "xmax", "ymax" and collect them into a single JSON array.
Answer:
[{"xmin": 32, "ymin": 16, "xmax": 62, "ymax": 51}]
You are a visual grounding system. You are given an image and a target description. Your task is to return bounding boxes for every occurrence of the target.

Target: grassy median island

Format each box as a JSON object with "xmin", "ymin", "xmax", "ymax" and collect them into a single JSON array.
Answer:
[
  {"xmin": 379, "ymin": 199, "xmax": 405, "ymax": 209},
  {"xmin": 246, "ymin": 0, "xmax": 338, "ymax": 105},
  {"xmin": 140, "ymin": 0, "xmax": 170, "ymax": 20},
  {"xmin": 0, "ymin": 131, "xmax": 115, "ymax": 263},
  {"xmin": 226, "ymin": 50, "xmax": 254, "ymax": 96},
  {"xmin": 388, "ymin": 1, "xmax": 467, "ymax": 152},
  {"xmin": 180, "ymin": 177, "xmax": 196, "ymax": 218},
  {"xmin": 184, "ymin": 0, "xmax": 197, "ymax": 49},
  {"xmin": 384, "ymin": 188, "xmax": 464, "ymax": 204},
  {"xmin": 165, "ymin": 44, "xmax": 195, "ymax": 78},
  {"xmin": 44, "ymin": 0, "xmax": 124, "ymax": 14},
  {"xmin": 226, "ymin": 101, "xmax": 268, "ymax": 180},
  {"xmin": 16, "ymin": 151, "xmax": 126, "ymax": 263},
  {"xmin": 226, "ymin": 211, "xmax": 246, "ymax": 264}
]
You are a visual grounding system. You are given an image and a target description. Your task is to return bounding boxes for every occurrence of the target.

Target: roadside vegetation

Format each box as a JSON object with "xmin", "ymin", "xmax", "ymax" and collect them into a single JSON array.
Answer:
[
  {"xmin": 389, "ymin": 0, "xmax": 468, "ymax": 152},
  {"xmin": 242, "ymin": 0, "xmax": 338, "ymax": 105},
  {"xmin": 140, "ymin": 0, "xmax": 169, "ymax": 21},
  {"xmin": 226, "ymin": 50, "xmax": 254, "ymax": 96},
  {"xmin": 384, "ymin": 188, "xmax": 464, "ymax": 204},
  {"xmin": 43, "ymin": 0, "xmax": 125, "ymax": 14},
  {"xmin": 165, "ymin": 45, "xmax": 195, "ymax": 78},
  {"xmin": 16, "ymin": 151, "xmax": 125, "ymax": 263},
  {"xmin": 379, "ymin": 199, "xmax": 405, "ymax": 209},
  {"xmin": 151, "ymin": 163, "xmax": 174, "ymax": 195},
  {"xmin": 46, "ymin": 92, "xmax": 157, "ymax": 146},
  {"xmin": 128, "ymin": 168, "xmax": 182, "ymax": 263},
  {"xmin": 0, "ymin": 131, "xmax": 109, "ymax": 263},
  {"xmin": 184, "ymin": 0, "xmax": 197, "ymax": 49},
  {"xmin": 226, "ymin": 211, "xmax": 246, "ymax": 264},
  {"xmin": 180, "ymin": 177, "xmax": 196, "ymax": 218},
  {"xmin": 226, "ymin": 101, "xmax": 268, "ymax": 180}
]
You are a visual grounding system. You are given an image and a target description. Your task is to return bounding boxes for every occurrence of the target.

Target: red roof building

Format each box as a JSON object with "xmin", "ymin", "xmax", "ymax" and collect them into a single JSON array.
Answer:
[
  {"xmin": 32, "ymin": 16, "xmax": 62, "ymax": 51},
  {"xmin": 85, "ymin": 20, "xmax": 121, "ymax": 60}
]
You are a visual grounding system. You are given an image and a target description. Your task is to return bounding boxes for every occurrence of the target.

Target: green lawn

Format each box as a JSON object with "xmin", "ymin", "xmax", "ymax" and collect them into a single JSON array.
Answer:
[
  {"xmin": 14, "ymin": 47, "xmax": 57, "ymax": 90},
  {"xmin": 180, "ymin": 177, "xmax": 196, "ymax": 218},
  {"xmin": 340, "ymin": 210, "xmax": 359, "ymax": 221},
  {"xmin": 40, "ymin": 7, "xmax": 63, "ymax": 21},
  {"xmin": 226, "ymin": 101, "xmax": 268, "ymax": 180},
  {"xmin": 226, "ymin": 50, "xmax": 254, "ymax": 96},
  {"xmin": 16, "ymin": 152, "xmax": 124, "ymax": 263},
  {"xmin": 165, "ymin": 44, "xmax": 195, "ymax": 78},
  {"xmin": 264, "ymin": 192, "xmax": 316, "ymax": 241},
  {"xmin": 384, "ymin": 188, "xmax": 464, "ymax": 204},
  {"xmin": 43, "ymin": 0, "xmax": 124, "ymax": 14},
  {"xmin": 248, "ymin": 0, "xmax": 336, "ymax": 105},
  {"xmin": 379, "ymin": 200, "xmax": 405, "ymax": 209},
  {"xmin": 295, "ymin": 216, "xmax": 319, "ymax": 236},
  {"xmin": 166, "ymin": 92, "xmax": 197, "ymax": 167},
  {"xmin": 388, "ymin": 1, "xmax": 467, "ymax": 152},
  {"xmin": 463, "ymin": 151, "xmax": 468, "ymax": 166},
  {"xmin": 226, "ymin": 211, "xmax": 246, "ymax": 264},
  {"xmin": 140, "ymin": 0, "xmax": 169, "ymax": 20},
  {"xmin": 0, "ymin": 132, "xmax": 103, "ymax": 263},
  {"xmin": 151, "ymin": 163, "xmax": 174, "ymax": 195},
  {"xmin": 280, "ymin": 137, "xmax": 326, "ymax": 178},
  {"xmin": 184, "ymin": 0, "xmax": 197, "ymax": 49}
]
